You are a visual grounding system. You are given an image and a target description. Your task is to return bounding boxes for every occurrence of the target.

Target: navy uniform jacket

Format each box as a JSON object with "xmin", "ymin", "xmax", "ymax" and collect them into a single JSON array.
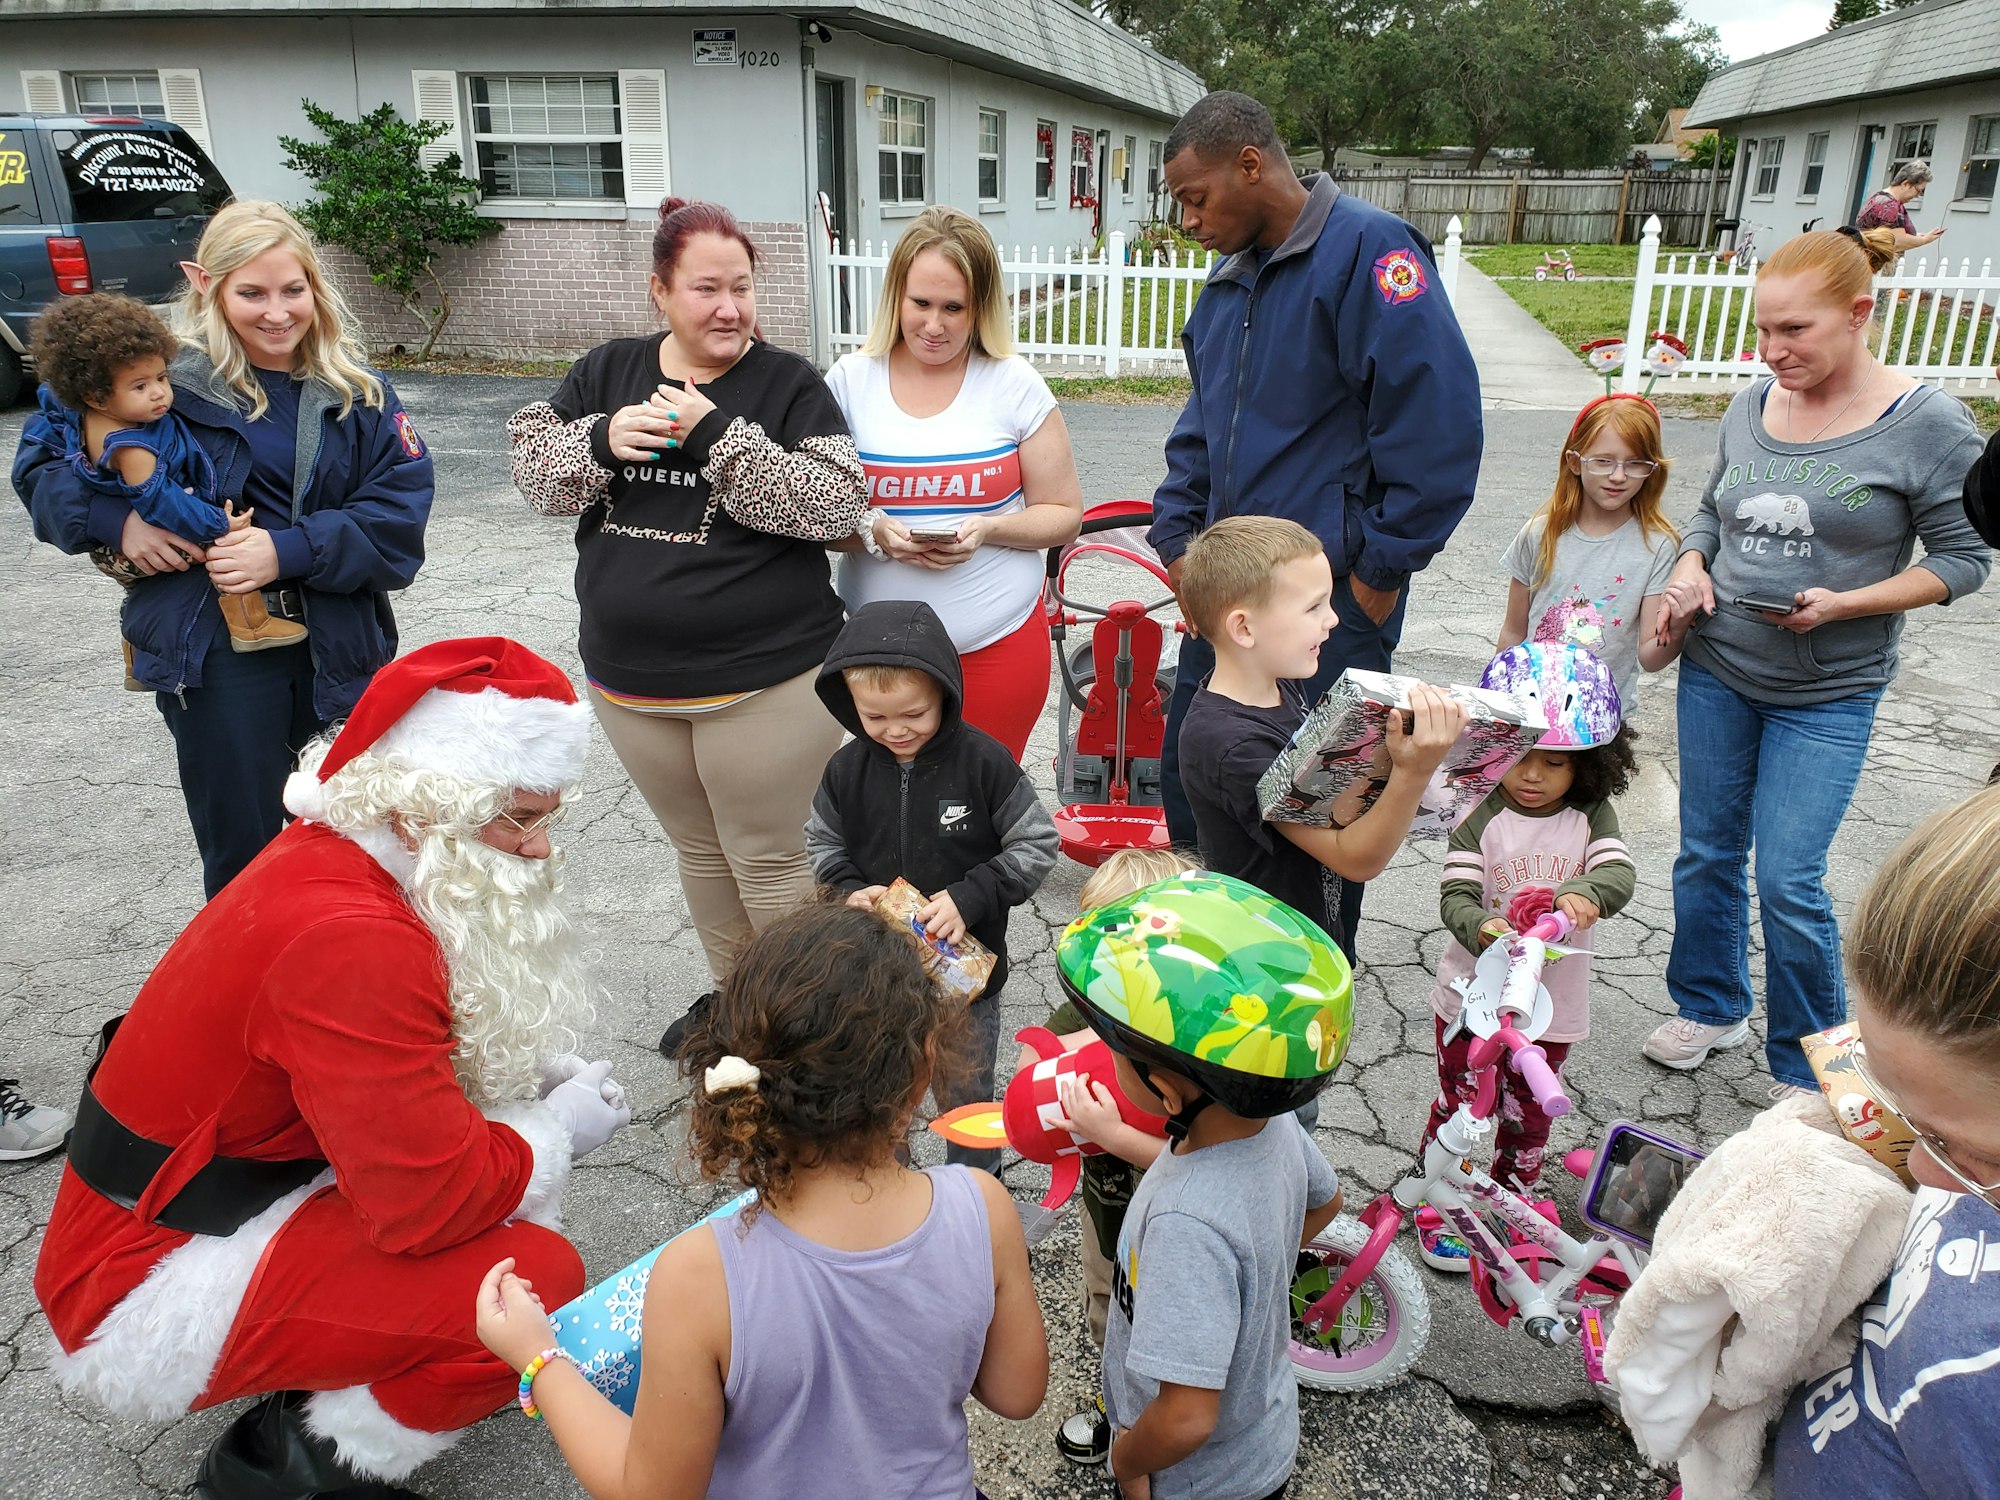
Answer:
[
  {"xmin": 14, "ymin": 348, "xmax": 433, "ymax": 720},
  {"xmin": 1149, "ymin": 174, "xmax": 1483, "ymax": 594}
]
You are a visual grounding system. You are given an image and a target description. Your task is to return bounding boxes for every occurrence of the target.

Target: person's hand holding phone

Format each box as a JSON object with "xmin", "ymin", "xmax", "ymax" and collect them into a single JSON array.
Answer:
[{"xmin": 1769, "ymin": 588, "xmax": 1847, "ymax": 634}]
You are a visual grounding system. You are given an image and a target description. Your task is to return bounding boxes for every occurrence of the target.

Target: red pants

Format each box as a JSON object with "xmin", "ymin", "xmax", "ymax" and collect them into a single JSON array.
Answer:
[
  {"xmin": 959, "ymin": 606, "xmax": 1051, "ymax": 761},
  {"xmin": 201, "ymin": 1187, "xmax": 585, "ymax": 1434},
  {"xmin": 1422, "ymin": 1017, "xmax": 1574, "ymax": 1190}
]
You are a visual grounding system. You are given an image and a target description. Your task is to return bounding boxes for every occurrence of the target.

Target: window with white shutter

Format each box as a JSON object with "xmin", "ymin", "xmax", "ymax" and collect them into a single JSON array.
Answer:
[
  {"xmin": 410, "ymin": 69, "xmax": 467, "ymax": 172},
  {"xmin": 157, "ymin": 69, "xmax": 211, "ymax": 152},
  {"xmin": 617, "ymin": 69, "xmax": 669, "ymax": 208},
  {"xmin": 19, "ymin": 70, "xmax": 66, "ymax": 115}
]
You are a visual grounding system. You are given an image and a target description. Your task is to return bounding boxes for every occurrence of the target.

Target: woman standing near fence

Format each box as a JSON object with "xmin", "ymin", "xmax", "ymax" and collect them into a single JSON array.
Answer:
[
  {"xmin": 507, "ymin": 197, "xmax": 868, "ymax": 1056},
  {"xmin": 826, "ymin": 207, "xmax": 1082, "ymax": 760},
  {"xmin": 1646, "ymin": 227, "xmax": 1988, "ymax": 1092}
]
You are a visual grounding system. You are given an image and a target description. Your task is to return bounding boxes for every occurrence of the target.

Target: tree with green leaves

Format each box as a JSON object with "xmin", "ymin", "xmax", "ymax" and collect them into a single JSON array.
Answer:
[
  {"xmin": 279, "ymin": 100, "xmax": 499, "ymax": 361},
  {"xmin": 1688, "ymin": 131, "xmax": 1736, "ymax": 173},
  {"xmin": 1828, "ymin": 0, "xmax": 1926, "ymax": 27}
]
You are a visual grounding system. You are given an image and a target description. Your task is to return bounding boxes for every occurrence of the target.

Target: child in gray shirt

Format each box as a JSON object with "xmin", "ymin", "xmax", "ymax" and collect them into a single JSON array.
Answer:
[
  {"xmin": 1105, "ymin": 1111, "xmax": 1340, "ymax": 1500},
  {"xmin": 1054, "ymin": 871, "xmax": 1352, "ymax": 1500}
]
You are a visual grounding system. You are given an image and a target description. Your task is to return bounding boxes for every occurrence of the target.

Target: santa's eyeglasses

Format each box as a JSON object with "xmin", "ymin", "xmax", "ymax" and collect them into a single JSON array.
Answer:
[{"xmin": 491, "ymin": 802, "xmax": 569, "ymax": 843}]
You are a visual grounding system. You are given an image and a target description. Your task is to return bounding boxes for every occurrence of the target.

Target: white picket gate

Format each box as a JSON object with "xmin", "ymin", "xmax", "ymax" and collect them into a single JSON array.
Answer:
[
  {"xmin": 1619, "ymin": 214, "xmax": 2000, "ymax": 392},
  {"xmin": 822, "ymin": 218, "xmax": 1468, "ymax": 376}
]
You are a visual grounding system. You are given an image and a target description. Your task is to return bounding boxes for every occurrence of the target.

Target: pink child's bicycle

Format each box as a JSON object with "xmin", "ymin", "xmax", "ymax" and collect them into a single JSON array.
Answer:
[{"xmin": 1284, "ymin": 911, "xmax": 1703, "ymax": 1402}]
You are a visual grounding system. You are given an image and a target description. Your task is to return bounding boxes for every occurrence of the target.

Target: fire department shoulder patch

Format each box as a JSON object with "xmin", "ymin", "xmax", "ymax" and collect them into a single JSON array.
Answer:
[
  {"xmin": 1372, "ymin": 248, "xmax": 1429, "ymax": 305},
  {"xmin": 394, "ymin": 410, "xmax": 424, "ymax": 459}
]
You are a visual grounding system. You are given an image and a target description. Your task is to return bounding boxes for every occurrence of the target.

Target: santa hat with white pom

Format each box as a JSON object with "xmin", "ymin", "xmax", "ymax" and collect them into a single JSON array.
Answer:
[{"xmin": 284, "ymin": 636, "xmax": 591, "ymax": 821}]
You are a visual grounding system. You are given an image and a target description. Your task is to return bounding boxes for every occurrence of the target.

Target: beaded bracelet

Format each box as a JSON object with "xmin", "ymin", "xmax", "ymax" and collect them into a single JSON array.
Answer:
[{"xmin": 517, "ymin": 1347, "xmax": 568, "ymax": 1419}]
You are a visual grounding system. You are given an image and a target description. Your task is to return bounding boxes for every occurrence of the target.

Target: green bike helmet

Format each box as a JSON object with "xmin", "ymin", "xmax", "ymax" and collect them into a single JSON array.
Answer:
[{"xmin": 1057, "ymin": 871, "xmax": 1354, "ymax": 1134}]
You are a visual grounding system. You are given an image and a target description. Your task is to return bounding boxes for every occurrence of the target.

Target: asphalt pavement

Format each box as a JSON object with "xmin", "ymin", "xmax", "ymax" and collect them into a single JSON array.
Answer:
[{"xmin": 2, "ymin": 375, "xmax": 1994, "ymax": 1500}]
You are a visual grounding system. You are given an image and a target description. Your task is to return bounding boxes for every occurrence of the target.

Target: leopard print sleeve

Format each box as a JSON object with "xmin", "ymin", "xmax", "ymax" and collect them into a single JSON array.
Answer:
[
  {"xmin": 506, "ymin": 401, "xmax": 613, "ymax": 517},
  {"xmin": 702, "ymin": 418, "xmax": 869, "ymax": 543}
]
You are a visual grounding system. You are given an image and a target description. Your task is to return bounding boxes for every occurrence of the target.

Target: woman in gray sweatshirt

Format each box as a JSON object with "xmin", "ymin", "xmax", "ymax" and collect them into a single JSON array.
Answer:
[{"xmin": 1645, "ymin": 226, "xmax": 1989, "ymax": 1091}]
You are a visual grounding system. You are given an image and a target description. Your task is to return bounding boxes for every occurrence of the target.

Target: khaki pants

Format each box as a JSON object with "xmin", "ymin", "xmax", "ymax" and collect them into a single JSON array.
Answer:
[
  {"xmin": 590, "ymin": 668, "xmax": 843, "ymax": 982},
  {"xmin": 1081, "ymin": 1202, "xmax": 1114, "ymax": 1349}
]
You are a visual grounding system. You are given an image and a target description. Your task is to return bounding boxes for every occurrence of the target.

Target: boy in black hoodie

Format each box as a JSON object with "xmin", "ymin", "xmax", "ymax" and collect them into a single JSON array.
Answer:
[{"xmin": 808, "ymin": 600, "xmax": 1060, "ymax": 1172}]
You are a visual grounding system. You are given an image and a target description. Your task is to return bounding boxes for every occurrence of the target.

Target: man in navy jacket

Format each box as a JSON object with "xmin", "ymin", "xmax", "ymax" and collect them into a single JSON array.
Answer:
[{"xmin": 1150, "ymin": 91, "xmax": 1482, "ymax": 958}]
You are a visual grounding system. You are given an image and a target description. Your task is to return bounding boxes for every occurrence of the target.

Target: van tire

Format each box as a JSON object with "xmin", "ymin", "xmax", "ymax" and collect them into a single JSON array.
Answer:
[{"xmin": 0, "ymin": 344, "xmax": 23, "ymax": 408}]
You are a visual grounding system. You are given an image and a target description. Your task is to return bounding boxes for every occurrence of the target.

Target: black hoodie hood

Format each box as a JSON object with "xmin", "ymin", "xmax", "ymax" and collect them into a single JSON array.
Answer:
[{"xmin": 815, "ymin": 600, "xmax": 966, "ymax": 743}]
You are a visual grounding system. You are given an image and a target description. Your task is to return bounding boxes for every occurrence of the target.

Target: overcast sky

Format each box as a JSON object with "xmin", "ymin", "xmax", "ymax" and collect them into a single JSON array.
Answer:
[{"xmin": 1680, "ymin": 0, "xmax": 1831, "ymax": 65}]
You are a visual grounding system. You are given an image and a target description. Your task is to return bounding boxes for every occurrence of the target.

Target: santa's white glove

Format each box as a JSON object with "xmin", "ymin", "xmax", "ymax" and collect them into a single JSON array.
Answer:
[
  {"xmin": 546, "ymin": 1059, "xmax": 631, "ymax": 1159},
  {"xmin": 539, "ymin": 1053, "xmax": 590, "ymax": 1098}
]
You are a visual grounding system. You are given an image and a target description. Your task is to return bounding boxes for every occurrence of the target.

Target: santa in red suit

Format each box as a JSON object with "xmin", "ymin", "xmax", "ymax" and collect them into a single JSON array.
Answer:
[{"xmin": 35, "ymin": 637, "xmax": 632, "ymax": 1499}]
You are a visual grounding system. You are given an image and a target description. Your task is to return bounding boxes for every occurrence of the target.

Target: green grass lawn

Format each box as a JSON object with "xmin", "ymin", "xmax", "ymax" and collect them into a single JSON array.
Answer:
[
  {"xmin": 1495, "ymin": 276, "xmax": 1637, "ymax": 358},
  {"xmin": 1019, "ymin": 279, "xmax": 1205, "ymax": 353},
  {"xmin": 1463, "ymin": 243, "xmax": 1650, "ymax": 279}
]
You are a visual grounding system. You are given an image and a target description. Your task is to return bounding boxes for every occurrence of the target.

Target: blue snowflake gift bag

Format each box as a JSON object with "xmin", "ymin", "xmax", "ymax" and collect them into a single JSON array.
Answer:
[{"xmin": 546, "ymin": 1189, "xmax": 755, "ymax": 1413}]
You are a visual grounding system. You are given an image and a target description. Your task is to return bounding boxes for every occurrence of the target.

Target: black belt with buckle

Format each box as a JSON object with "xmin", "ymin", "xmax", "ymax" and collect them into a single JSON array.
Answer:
[
  {"xmin": 66, "ymin": 1017, "xmax": 329, "ymax": 1237},
  {"xmin": 262, "ymin": 586, "xmax": 307, "ymax": 621}
]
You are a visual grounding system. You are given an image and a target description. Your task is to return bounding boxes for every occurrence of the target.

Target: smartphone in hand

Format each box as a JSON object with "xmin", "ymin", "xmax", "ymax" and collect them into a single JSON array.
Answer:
[
  {"xmin": 1735, "ymin": 594, "xmax": 1799, "ymax": 616},
  {"xmin": 907, "ymin": 527, "xmax": 959, "ymax": 544}
]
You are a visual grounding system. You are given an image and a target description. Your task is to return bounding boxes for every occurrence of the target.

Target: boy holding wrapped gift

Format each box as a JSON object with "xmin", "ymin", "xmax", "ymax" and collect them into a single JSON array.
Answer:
[
  {"xmin": 1174, "ymin": 516, "xmax": 1465, "ymax": 950},
  {"xmin": 807, "ymin": 599, "xmax": 1059, "ymax": 1172}
]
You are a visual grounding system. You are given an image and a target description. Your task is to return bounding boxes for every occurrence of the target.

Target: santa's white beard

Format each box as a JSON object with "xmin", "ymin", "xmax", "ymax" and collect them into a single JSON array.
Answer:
[{"xmin": 406, "ymin": 832, "xmax": 594, "ymax": 1108}]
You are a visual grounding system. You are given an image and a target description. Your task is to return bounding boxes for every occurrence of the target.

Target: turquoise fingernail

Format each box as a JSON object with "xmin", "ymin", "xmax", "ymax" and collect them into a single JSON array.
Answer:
[
  {"xmin": 648, "ymin": 451, "xmax": 660, "ymax": 460},
  {"xmin": 666, "ymin": 438, "xmax": 680, "ymax": 449},
  {"xmin": 667, "ymin": 411, "xmax": 678, "ymax": 421}
]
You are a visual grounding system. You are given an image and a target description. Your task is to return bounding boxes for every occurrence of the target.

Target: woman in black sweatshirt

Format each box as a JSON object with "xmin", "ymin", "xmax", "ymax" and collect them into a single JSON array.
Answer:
[{"xmin": 508, "ymin": 198, "xmax": 869, "ymax": 1054}]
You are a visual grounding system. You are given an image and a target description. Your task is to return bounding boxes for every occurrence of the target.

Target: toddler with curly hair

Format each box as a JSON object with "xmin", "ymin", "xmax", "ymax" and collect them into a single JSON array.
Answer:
[{"xmin": 28, "ymin": 292, "xmax": 305, "ymax": 661}]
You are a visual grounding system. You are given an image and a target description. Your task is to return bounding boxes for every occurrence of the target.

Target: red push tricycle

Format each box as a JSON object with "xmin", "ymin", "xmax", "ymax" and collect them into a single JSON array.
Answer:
[{"xmin": 1043, "ymin": 500, "xmax": 1178, "ymax": 867}]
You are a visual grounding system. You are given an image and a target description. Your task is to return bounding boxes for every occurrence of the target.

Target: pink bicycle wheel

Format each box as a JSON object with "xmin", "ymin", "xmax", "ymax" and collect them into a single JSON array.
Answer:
[{"xmin": 1288, "ymin": 1216, "xmax": 1429, "ymax": 1391}]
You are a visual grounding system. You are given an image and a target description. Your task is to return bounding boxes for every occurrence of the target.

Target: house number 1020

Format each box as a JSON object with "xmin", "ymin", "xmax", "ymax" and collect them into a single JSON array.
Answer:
[{"xmin": 740, "ymin": 50, "xmax": 782, "ymax": 67}]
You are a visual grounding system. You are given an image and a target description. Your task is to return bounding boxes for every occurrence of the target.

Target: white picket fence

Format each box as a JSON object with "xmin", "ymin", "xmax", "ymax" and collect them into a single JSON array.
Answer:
[
  {"xmin": 1619, "ymin": 213, "xmax": 2000, "ymax": 393},
  {"xmin": 822, "ymin": 220, "xmax": 1468, "ymax": 376}
]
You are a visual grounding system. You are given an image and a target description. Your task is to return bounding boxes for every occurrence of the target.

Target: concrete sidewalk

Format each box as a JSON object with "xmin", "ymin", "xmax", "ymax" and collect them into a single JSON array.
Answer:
[{"xmin": 1451, "ymin": 262, "xmax": 1606, "ymax": 412}]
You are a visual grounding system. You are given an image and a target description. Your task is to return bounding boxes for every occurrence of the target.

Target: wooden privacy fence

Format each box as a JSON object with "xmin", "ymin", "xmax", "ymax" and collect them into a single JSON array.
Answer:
[
  {"xmin": 1332, "ymin": 169, "xmax": 1715, "ymax": 247},
  {"xmin": 822, "ymin": 225, "xmax": 1468, "ymax": 376},
  {"xmin": 1618, "ymin": 215, "xmax": 2000, "ymax": 391}
]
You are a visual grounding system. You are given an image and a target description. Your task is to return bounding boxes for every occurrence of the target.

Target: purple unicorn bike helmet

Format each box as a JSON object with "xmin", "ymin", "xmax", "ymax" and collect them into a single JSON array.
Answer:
[{"xmin": 1479, "ymin": 642, "xmax": 1622, "ymax": 750}]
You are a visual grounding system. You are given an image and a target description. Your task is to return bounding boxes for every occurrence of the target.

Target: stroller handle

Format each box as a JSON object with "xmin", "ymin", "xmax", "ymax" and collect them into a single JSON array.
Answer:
[{"xmin": 1046, "ymin": 504, "xmax": 1159, "ymax": 580}]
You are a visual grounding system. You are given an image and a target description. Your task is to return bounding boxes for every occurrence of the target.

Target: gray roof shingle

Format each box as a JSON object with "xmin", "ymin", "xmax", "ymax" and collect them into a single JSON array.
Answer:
[
  {"xmin": 1685, "ymin": 0, "xmax": 2000, "ymax": 129},
  {"xmin": 0, "ymin": 0, "xmax": 1206, "ymax": 121}
]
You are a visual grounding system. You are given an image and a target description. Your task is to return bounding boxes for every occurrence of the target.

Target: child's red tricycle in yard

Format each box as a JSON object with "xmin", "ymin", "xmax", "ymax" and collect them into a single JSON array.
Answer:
[{"xmin": 1043, "ymin": 500, "xmax": 1177, "ymax": 867}]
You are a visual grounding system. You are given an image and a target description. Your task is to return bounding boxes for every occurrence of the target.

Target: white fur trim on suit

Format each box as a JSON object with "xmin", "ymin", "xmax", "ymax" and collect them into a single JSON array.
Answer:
[
  {"xmin": 50, "ymin": 1173, "xmax": 333, "ymax": 1420},
  {"xmin": 486, "ymin": 1098, "xmax": 572, "ymax": 1232},
  {"xmin": 377, "ymin": 686, "xmax": 590, "ymax": 795},
  {"xmin": 303, "ymin": 1385, "xmax": 457, "ymax": 1482}
]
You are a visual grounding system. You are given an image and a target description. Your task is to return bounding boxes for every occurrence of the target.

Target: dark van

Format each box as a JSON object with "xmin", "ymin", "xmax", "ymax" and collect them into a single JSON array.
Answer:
[{"xmin": 0, "ymin": 113, "xmax": 232, "ymax": 404}]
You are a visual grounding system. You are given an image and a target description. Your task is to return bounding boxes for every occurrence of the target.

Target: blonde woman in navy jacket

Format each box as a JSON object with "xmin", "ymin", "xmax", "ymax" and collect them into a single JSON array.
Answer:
[{"xmin": 14, "ymin": 202, "xmax": 433, "ymax": 898}]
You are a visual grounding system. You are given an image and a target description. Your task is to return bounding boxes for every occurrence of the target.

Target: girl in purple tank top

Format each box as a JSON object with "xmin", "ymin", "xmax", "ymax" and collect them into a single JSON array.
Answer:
[{"xmin": 475, "ymin": 901, "xmax": 1048, "ymax": 1498}]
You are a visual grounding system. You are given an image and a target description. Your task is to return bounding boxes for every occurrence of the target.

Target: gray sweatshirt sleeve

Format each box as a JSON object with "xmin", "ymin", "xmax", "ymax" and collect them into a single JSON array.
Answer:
[
  {"xmin": 1679, "ymin": 406, "xmax": 1735, "ymax": 565},
  {"xmin": 805, "ymin": 779, "xmax": 868, "ymax": 894},
  {"xmin": 1908, "ymin": 420, "xmax": 1992, "ymax": 603}
]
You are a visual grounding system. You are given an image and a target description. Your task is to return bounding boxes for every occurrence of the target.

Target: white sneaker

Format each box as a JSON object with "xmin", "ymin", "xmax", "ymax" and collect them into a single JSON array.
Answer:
[
  {"xmin": 1767, "ymin": 1081, "xmax": 1821, "ymax": 1104},
  {"xmin": 1641, "ymin": 1017, "xmax": 1751, "ymax": 1071},
  {"xmin": 0, "ymin": 1079, "xmax": 70, "ymax": 1161}
]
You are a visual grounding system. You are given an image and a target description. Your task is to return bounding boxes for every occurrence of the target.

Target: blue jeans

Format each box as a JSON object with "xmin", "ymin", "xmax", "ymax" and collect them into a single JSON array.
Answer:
[
  {"xmin": 1666, "ymin": 659, "xmax": 1881, "ymax": 1087},
  {"xmin": 157, "ymin": 618, "xmax": 326, "ymax": 900},
  {"xmin": 1160, "ymin": 572, "xmax": 1407, "ymax": 962}
]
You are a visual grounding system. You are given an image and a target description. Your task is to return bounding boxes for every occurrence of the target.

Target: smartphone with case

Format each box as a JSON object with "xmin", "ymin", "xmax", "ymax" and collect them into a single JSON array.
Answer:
[
  {"xmin": 908, "ymin": 527, "xmax": 959, "ymax": 544},
  {"xmin": 1579, "ymin": 1121, "xmax": 1705, "ymax": 1249},
  {"xmin": 1734, "ymin": 594, "xmax": 1799, "ymax": 616}
]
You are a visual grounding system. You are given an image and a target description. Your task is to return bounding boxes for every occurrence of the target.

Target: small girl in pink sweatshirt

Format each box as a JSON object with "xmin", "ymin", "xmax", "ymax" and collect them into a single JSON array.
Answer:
[{"xmin": 1416, "ymin": 642, "xmax": 1637, "ymax": 1270}]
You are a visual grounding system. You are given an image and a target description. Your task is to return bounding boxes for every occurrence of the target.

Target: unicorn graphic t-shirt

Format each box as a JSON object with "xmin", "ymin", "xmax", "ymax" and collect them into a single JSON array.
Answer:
[
  {"xmin": 1503, "ymin": 516, "xmax": 1676, "ymax": 713},
  {"xmin": 828, "ymin": 351, "xmax": 1057, "ymax": 652}
]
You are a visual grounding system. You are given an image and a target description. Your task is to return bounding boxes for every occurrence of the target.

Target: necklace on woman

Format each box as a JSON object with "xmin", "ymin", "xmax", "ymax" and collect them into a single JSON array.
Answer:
[{"xmin": 1788, "ymin": 376, "xmax": 1868, "ymax": 443}]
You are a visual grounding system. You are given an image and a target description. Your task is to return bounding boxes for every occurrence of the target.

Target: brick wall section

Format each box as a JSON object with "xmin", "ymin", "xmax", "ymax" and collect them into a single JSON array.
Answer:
[{"xmin": 320, "ymin": 217, "xmax": 813, "ymax": 363}]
